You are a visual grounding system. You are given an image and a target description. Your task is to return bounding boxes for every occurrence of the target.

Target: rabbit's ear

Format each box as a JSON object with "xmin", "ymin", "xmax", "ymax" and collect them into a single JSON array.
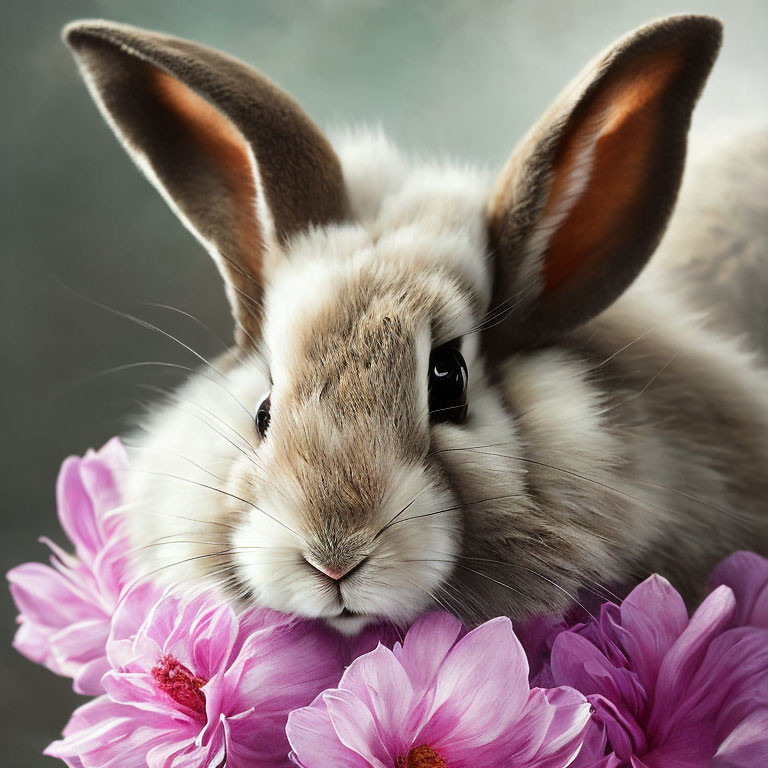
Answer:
[
  {"xmin": 64, "ymin": 20, "xmax": 347, "ymax": 345},
  {"xmin": 485, "ymin": 15, "xmax": 721, "ymax": 350}
]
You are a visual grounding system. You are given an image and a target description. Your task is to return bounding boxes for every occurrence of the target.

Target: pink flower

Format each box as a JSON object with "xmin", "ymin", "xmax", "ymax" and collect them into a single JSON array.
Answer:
[
  {"xmin": 7, "ymin": 438, "xmax": 132, "ymax": 694},
  {"xmin": 710, "ymin": 550, "xmax": 768, "ymax": 628},
  {"xmin": 287, "ymin": 612, "xmax": 591, "ymax": 768},
  {"xmin": 45, "ymin": 587, "xmax": 345, "ymax": 768},
  {"xmin": 549, "ymin": 575, "xmax": 768, "ymax": 767}
]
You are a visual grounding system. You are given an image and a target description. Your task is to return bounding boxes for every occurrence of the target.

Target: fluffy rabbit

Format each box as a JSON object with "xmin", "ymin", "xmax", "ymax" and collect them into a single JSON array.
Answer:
[{"xmin": 64, "ymin": 14, "xmax": 768, "ymax": 634}]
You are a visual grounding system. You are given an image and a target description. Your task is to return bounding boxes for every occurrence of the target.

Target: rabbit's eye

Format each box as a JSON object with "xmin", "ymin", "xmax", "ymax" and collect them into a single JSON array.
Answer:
[
  {"xmin": 256, "ymin": 393, "xmax": 271, "ymax": 438},
  {"xmin": 428, "ymin": 344, "xmax": 468, "ymax": 423}
]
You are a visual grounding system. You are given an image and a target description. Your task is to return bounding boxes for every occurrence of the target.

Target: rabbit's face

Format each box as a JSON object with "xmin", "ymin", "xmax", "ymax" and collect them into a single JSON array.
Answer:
[
  {"xmin": 68, "ymin": 15, "xmax": 722, "ymax": 630},
  {"xmin": 228, "ymin": 225, "xmax": 487, "ymax": 632}
]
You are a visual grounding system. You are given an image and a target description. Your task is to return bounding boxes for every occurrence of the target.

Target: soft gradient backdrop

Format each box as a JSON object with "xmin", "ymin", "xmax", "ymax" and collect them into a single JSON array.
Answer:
[{"xmin": 2, "ymin": 1, "xmax": 766, "ymax": 764}]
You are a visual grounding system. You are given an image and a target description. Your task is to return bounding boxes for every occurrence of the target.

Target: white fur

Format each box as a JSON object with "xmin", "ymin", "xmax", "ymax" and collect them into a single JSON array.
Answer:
[
  {"xmin": 126, "ymin": 129, "xmax": 492, "ymax": 629},
  {"xmin": 122, "ymin": 121, "xmax": 768, "ymax": 631}
]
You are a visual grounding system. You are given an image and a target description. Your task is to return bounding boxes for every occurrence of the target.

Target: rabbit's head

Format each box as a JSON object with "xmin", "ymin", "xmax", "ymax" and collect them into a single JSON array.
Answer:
[{"xmin": 65, "ymin": 15, "xmax": 721, "ymax": 632}]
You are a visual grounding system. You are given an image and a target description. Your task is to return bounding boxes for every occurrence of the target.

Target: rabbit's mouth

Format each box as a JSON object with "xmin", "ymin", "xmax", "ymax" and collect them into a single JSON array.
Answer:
[{"xmin": 325, "ymin": 607, "xmax": 375, "ymax": 635}]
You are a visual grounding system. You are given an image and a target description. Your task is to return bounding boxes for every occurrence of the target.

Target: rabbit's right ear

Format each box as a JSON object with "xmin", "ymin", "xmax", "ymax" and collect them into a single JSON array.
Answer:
[
  {"xmin": 485, "ymin": 15, "xmax": 721, "ymax": 352},
  {"xmin": 64, "ymin": 20, "xmax": 347, "ymax": 345}
]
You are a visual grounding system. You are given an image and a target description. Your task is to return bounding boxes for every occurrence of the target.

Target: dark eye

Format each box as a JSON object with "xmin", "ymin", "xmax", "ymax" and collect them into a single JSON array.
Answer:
[
  {"xmin": 256, "ymin": 393, "xmax": 271, "ymax": 438},
  {"xmin": 428, "ymin": 343, "xmax": 468, "ymax": 423}
]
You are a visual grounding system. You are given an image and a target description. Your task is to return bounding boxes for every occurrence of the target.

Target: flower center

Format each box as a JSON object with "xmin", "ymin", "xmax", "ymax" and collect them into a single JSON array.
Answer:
[
  {"xmin": 151, "ymin": 654, "xmax": 207, "ymax": 715},
  {"xmin": 395, "ymin": 745, "xmax": 447, "ymax": 768}
]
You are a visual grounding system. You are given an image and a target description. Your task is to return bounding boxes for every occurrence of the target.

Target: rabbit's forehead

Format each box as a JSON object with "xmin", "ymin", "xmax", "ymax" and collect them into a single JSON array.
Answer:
[
  {"xmin": 264, "ymin": 228, "xmax": 479, "ymax": 389},
  {"xmin": 266, "ymin": 267, "xmax": 444, "ymax": 418}
]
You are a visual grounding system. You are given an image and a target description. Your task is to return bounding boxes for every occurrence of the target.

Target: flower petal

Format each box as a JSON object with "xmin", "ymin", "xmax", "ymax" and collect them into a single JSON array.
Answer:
[
  {"xmin": 648, "ymin": 585, "xmax": 736, "ymax": 741},
  {"xmin": 710, "ymin": 551, "xmax": 768, "ymax": 628},
  {"xmin": 619, "ymin": 575, "xmax": 687, "ymax": 696},
  {"xmin": 422, "ymin": 617, "xmax": 530, "ymax": 750},
  {"xmin": 712, "ymin": 708, "xmax": 768, "ymax": 767},
  {"xmin": 287, "ymin": 699, "xmax": 370, "ymax": 768},
  {"xmin": 324, "ymin": 688, "xmax": 393, "ymax": 767},
  {"xmin": 395, "ymin": 612, "xmax": 463, "ymax": 697},
  {"xmin": 332, "ymin": 644, "xmax": 414, "ymax": 755}
]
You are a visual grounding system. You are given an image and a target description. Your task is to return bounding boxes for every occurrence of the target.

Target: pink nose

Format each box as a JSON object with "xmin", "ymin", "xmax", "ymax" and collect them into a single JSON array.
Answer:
[{"xmin": 304, "ymin": 556, "xmax": 365, "ymax": 581}]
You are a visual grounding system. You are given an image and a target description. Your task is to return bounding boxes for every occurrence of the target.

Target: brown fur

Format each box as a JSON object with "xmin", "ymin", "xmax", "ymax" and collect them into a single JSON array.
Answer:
[
  {"xmin": 64, "ymin": 20, "xmax": 348, "ymax": 344},
  {"xmin": 63, "ymin": 15, "xmax": 768, "ymax": 632},
  {"xmin": 486, "ymin": 15, "xmax": 722, "ymax": 349}
]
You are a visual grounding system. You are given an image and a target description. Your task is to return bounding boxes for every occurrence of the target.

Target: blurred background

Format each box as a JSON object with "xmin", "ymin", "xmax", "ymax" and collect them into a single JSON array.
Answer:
[{"xmin": 1, "ymin": 0, "xmax": 766, "ymax": 764}]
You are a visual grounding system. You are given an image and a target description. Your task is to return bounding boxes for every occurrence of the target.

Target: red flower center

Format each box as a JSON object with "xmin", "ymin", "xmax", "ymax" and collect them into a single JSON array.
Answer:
[
  {"xmin": 396, "ymin": 745, "xmax": 447, "ymax": 768},
  {"xmin": 151, "ymin": 654, "xmax": 207, "ymax": 716}
]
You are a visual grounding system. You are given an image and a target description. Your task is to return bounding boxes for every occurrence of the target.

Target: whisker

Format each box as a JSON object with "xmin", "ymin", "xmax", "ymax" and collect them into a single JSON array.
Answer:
[
  {"xmin": 113, "ymin": 467, "xmax": 301, "ymax": 539},
  {"xmin": 73, "ymin": 360, "xmax": 253, "ymax": 419},
  {"xmin": 400, "ymin": 576, "xmax": 456, "ymax": 617},
  {"xmin": 142, "ymin": 302, "xmax": 230, "ymax": 353},
  {"xmin": 410, "ymin": 558, "xmax": 529, "ymax": 602},
  {"xmin": 458, "ymin": 283, "xmax": 533, "ymax": 338},
  {"xmin": 430, "ymin": 441, "xmax": 752, "ymax": 526},
  {"xmin": 374, "ymin": 486, "xmax": 429, "ymax": 539},
  {"xmin": 133, "ymin": 398, "xmax": 260, "ymax": 473},
  {"xmin": 454, "ymin": 554, "xmax": 595, "ymax": 620},
  {"xmin": 583, "ymin": 325, "xmax": 658, "ymax": 373},
  {"xmin": 467, "ymin": 448, "xmax": 753, "ymax": 526},
  {"xmin": 382, "ymin": 492, "xmax": 527, "ymax": 533},
  {"xmin": 129, "ymin": 549, "xmax": 244, "ymax": 587},
  {"xmin": 54, "ymin": 277, "xmax": 241, "ymax": 391},
  {"xmin": 143, "ymin": 300, "xmax": 271, "ymax": 382},
  {"xmin": 140, "ymin": 383, "xmax": 259, "ymax": 454},
  {"xmin": 123, "ymin": 441, "xmax": 227, "ymax": 483}
]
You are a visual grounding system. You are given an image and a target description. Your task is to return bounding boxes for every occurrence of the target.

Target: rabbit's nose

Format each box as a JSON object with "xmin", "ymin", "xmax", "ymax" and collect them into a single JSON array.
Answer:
[{"xmin": 303, "ymin": 555, "xmax": 367, "ymax": 581}]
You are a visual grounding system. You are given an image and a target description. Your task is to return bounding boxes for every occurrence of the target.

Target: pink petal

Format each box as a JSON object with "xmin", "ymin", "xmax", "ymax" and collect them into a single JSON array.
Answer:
[
  {"xmin": 45, "ymin": 696, "xmax": 162, "ymax": 762},
  {"xmin": 145, "ymin": 738, "xmax": 199, "ymax": 768},
  {"xmin": 591, "ymin": 757, "xmax": 624, "ymax": 768},
  {"xmin": 287, "ymin": 701, "xmax": 369, "ymax": 768},
  {"xmin": 527, "ymin": 687, "xmax": 591, "ymax": 765},
  {"xmin": 551, "ymin": 632, "xmax": 643, "ymax": 716},
  {"xmin": 569, "ymin": 719, "xmax": 612, "ymax": 768},
  {"xmin": 333, "ymin": 644, "xmax": 414, "ymax": 755},
  {"xmin": 324, "ymin": 688, "xmax": 394, "ymax": 767},
  {"xmin": 222, "ymin": 621, "xmax": 342, "ymax": 715},
  {"xmin": 712, "ymin": 709, "xmax": 768, "ymax": 767},
  {"xmin": 711, "ymin": 551, "xmax": 768, "ymax": 628},
  {"xmin": 225, "ymin": 709, "xmax": 294, "ymax": 768},
  {"xmin": 51, "ymin": 618, "xmax": 110, "ymax": 666},
  {"xmin": 107, "ymin": 581, "xmax": 165, "ymax": 668},
  {"xmin": 102, "ymin": 670, "xmax": 199, "ymax": 722},
  {"xmin": 11, "ymin": 619, "xmax": 51, "ymax": 666},
  {"xmin": 660, "ymin": 627, "xmax": 768, "ymax": 756},
  {"xmin": 8, "ymin": 562, "xmax": 102, "ymax": 627},
  {"xmin": 469, "ymin": 685, "xmax": 589, "ymax": 767},
  {"xmin": 648, "ymin": 585, "xmax": 736, "ymax": 742},
  {"xmin": 619, "ymin": 575, "xmax": 688, "ymax": 696},
  {"xmin": 56, "ymin": 455, "xmax": 103, "ymax": 564},
  {"xmin": 79, "ymin": 439, "xmax": 128, "ymax": 534},
  {"xmin": 72, "ymin": 654, "xmax": 112, "ymax": 696},
  {"xmin": 189, "ymin": 602, "xmax": 239, "ymax": 678},
  {"xmin": 422, "ymin": 617, "xmax": 530, "ymax": 750},
  {"xmin": 394, "ymin": 612, "xmax": 462, "ymax": 697}
]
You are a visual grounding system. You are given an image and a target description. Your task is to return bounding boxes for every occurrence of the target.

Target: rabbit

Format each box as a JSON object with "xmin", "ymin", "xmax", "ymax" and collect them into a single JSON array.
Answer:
[{"xmin": 62, "ymin": 14, "xmax": 768, "ymax": 635}]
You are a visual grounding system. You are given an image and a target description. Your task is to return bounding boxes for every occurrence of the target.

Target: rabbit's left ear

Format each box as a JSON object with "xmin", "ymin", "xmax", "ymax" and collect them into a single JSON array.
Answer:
[
  {"xmin": 486, "ymin": 15, "xmax": 722, "ymax": 351},
  {"xmin": 64, "ymin": 20, "xmax": 347, "ymax": 345}
]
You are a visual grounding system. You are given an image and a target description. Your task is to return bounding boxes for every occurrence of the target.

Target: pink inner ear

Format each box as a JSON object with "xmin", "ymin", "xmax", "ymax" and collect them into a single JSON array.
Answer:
[
  {"xmin": 149, "ymin": 65, "xmax": 264, "ymax": 281},
  {"xmin": 538, "ymin": 50, "xmax": 685, "ymax": 294}
]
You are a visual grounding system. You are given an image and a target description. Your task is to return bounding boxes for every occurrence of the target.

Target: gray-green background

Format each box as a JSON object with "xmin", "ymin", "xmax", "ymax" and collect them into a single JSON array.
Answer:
[{"xmin": 1, "ymin": 1, "xmax": 766, "ymax": 764}]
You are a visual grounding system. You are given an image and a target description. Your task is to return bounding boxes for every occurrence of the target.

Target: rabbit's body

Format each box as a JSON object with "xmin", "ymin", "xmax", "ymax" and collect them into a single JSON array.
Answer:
[
  {"xmin": 659, "ymin": 130, "xmax": 768, "ymax": 353},
  {"xmin": 126, "ymin": 128, "xmax": 768, "ymax": 624},
  {"xmin": 65, "ymin": 15, "xmax": 768, "ymax": 631}
]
